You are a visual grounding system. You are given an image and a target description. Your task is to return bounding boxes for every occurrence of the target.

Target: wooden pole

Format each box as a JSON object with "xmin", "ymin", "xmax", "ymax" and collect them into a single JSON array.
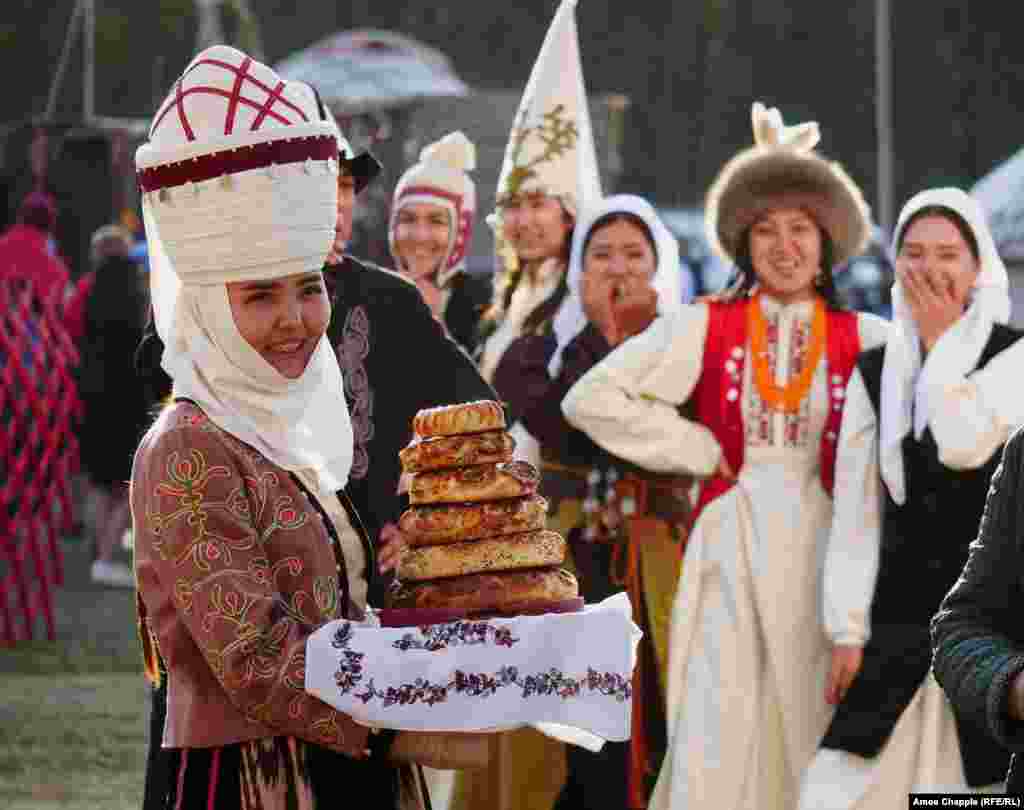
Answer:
[
  {"xmin": 875, "ymin": 0, "xmax": 894, "ymax": 235},
  {"xmin": 44, "ymin": 0, "xmax": 84, "ymax": 120},
  {"xmin": 83, "ymin": 0, "xmax": 96, "ymax": 121}
]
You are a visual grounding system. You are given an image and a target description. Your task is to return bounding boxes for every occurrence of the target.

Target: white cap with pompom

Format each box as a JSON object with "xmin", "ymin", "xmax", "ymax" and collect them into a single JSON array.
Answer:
[{"xmin": 389, "ymin": 130, "xmax": 478, "ymax": 284}]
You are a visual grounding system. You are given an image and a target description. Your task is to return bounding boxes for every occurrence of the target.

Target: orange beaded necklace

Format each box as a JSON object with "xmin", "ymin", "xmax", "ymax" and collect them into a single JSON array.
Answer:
[{"xmin": 748, "ymin": 291, "xmax": 827, "ymax": 413}]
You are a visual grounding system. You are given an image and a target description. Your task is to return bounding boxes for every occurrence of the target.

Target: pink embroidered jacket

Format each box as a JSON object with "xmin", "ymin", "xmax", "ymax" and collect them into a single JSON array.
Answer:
[{"xmin": 132, "ymin": 401, "xmax": 369, "ymax": 757}]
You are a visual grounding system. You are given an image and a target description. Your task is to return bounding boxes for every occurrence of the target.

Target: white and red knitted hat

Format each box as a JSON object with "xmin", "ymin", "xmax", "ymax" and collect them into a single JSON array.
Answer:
[{"xmin": 388, "ymin": 131, "xmax": 476, "ymax": 285}]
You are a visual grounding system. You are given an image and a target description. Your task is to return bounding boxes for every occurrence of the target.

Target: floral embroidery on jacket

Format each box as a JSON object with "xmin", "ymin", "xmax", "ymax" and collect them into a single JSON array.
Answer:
[
  {"xmin": 135, "ymin": 403, "xmax": 368, "ymax": 755},
  {"xmin": 334, "ymin": 305, "xmax": 373, "ymax": 480}
]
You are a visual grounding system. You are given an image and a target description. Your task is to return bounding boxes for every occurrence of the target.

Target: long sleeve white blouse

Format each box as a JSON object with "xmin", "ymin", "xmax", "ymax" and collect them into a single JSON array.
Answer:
[
  {"xmin": 562, "ymin": 300, "xmax": 891, "ymax": 650},
  {"xmin": 823, "ymin": 330, "xmax": 1024, "ymax": 646}
]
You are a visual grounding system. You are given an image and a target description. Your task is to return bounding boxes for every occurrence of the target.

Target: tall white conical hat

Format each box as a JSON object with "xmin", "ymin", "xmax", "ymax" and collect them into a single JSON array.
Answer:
[{"xmin": 494, "ymin": 0, "xmax": 601, "ymax": 219}]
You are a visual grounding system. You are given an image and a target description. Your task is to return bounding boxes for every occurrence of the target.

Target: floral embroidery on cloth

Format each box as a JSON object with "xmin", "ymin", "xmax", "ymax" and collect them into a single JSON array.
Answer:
[
  {"xmin": 329, "ymin": 621, "xmax": 631, "ymax": 708},
  {"xmin": 334, "ymin": 305, "xmax": 373, "ymax": 480},
  {"xmin": 391, "ymin": 621, "xmax": 519, "ymax": 652},
  {"xmin": 304, "ymin": 593, "xmax": 640, "ymax": 740}
]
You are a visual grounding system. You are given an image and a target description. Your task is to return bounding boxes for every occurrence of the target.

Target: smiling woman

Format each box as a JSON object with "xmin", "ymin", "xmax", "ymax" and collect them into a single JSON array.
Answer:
[
  {"xmin": 561, "ymin": 102, "xmax": 890, "ymax": 810},
  {"xmin": 747, "ymin": 208, "xmax": 823, "ymax": 302},
  {"xmin": 800, "ymin": 188, "xmax": 1023, "ymax": 806},
  {"xmin": 226, "ymin": 271, "xmax": 331, "ymax": 379},
  {"xmin": 393, "ymin": 203, "xmax": 451, "ymax": 281},
  {"xmin": 895, "ymin": 206, "xmax": 981, "ymax": 352},
  {"xmin": 130, "ymin": 45, "xmax": 493, "ymax": 810},
  {"xmin": 388, "ymin": 131, "xmax": 491, "ymax": 355}
]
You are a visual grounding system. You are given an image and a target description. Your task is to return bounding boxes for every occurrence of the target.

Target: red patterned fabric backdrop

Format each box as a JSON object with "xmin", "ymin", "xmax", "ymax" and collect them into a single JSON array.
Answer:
[{"xmin": 0, "ymin": 278, "xmax": 81, "ymax": 644}]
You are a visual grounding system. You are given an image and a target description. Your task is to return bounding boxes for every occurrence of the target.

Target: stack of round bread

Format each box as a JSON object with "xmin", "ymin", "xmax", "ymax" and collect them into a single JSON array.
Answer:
[{"xmin": 391, "ymin": 400, "xmax": 579, "ymax": 616}]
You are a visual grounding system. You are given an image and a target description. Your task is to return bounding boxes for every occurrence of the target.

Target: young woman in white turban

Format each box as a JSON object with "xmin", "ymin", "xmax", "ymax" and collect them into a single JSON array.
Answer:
[
  {"xmin": 799, "ymin": 188, "xmax": 1020, "ymax": 806},
  {"xmin": 132, "ymin": 46, "xmax": 485, "ymax": 810}
]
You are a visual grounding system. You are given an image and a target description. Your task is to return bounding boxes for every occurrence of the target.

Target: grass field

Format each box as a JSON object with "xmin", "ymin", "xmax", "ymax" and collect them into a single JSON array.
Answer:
[
  {"xmin": 0, "ymin": 537, "xmax": 148, "ymax": 809},
  {"xmin": 0, "ymin": 672, "xmax": 147, "ymax": 810}
]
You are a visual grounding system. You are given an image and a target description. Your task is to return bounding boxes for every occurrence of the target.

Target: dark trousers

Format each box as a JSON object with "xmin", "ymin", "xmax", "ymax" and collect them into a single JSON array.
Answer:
[
  {"xmin": 553, "ymin": 738, "xmax": 630, "ymax": 810},
  {"xmin": 142, "ymin": 668, "xmax": 170, "ymax": 810}
]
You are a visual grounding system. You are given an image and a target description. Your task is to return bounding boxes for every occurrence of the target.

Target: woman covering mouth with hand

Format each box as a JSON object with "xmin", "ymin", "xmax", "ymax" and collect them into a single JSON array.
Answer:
[
  {"xmin": 496, "ymin": 193, "xmax": 685, "ymax": 810},
  {"xmin": 801, "ymin": 188, "xmax": 1020, "ymax": 806}
]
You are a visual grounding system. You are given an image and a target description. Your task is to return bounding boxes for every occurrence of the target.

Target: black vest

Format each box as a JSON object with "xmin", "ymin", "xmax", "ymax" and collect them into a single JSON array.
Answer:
[{"xmin": 822, "ymin": 324, "xmax": 1021, "ymax": 786}]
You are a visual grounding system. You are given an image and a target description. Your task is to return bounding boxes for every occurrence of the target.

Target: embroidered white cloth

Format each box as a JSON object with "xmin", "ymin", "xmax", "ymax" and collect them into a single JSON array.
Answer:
[{"xmin": 304, "ymin": 593, "xmax": 640, "ymax": 742}]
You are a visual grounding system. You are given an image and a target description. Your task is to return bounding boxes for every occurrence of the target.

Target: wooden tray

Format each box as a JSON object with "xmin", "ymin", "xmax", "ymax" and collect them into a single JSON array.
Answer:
[{"xmin": 377, "ymin": 597, "xmax": 585, "ymax": 628}]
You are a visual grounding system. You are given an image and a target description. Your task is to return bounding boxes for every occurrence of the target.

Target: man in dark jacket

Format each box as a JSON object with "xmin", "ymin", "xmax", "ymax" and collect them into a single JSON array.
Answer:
[
  {"xmin": 141, "ymin": 116, "xmax": 494, "ymax": 810},
  {"xmin": 323, "ymin": 161, "xmax": 495, "ymax": 599},
  {"xmin": 932, "ymin": 426, "xmax": 1024, "ymax": 793}
]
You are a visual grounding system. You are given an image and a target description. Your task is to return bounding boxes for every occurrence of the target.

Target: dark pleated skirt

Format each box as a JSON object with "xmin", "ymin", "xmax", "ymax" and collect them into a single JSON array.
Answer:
[{"xmin": 156, "ymin": 735, "xmax": 415, "ymax": 810}]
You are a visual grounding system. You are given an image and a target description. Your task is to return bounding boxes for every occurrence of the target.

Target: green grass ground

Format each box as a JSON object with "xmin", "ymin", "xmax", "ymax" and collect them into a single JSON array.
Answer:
[
  {"xmin": 0, "ymin": 673, "xmax": 147, "ymax": 810},
  {"xmin": 0, "ymin": 537, "xmax": 148, "ymax": 809}
]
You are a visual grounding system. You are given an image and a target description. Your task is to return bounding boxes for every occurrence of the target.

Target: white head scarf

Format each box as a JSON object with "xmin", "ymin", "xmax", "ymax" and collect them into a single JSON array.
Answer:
[
  {"xmin": 549, "ymin": 194, "xmax": 683, "ymax": 376},
  {"xmin": 879, "ymin": 187, "xmax": 1010, "ymax": 504},
  {"xmin": 138, "ymin": 46, "xmax": 353, "ymax": 496}
]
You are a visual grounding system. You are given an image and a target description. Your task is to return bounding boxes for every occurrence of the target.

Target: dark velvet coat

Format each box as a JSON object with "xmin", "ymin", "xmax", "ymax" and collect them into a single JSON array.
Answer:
[
  {"xmin": 441, "ymin": 271, "xmax": 492, "ymax": 357},
  {"xmin": 932, "ymin": 419, "xmax": 1024, "ymax": 793},
  {"xmin": 492, "ymin": 323, "xmax": 672, "ymax": 810},
  {"xmin": 323, "ymin": 257, "xmax": 495, "ymax": 590}
]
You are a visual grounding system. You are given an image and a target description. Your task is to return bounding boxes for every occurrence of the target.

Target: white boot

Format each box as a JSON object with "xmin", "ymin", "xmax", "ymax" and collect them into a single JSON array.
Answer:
[{"xmin": 90, "ymin": 559, "xmax": 135, "ymax": 588}]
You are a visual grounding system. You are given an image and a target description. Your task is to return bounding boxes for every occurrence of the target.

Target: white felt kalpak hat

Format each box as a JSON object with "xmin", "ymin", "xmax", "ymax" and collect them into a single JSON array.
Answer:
[
  {"xmin": 388, "ymin": 131, "xmax": 477, "ymax": 284},
  {"xmin": 706, "ymin": 101, "xmax": 871, "ymax": 267},
  {"xmin": 494, "ymin": 0, "xmax": 601, "ymax": 218},
  {"xmin": 137, "ymin": 45, "xmax": 340, "ymax": 289}
]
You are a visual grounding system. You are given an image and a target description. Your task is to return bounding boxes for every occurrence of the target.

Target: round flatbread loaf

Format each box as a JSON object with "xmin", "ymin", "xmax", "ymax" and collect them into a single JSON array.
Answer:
[
  {"xmin": 397, "ymin": 529, "xmax": 565, "ymax": 581},
  {"xmin": 399, "ymin": 496, "xmax": 548, "ymax": 546},
  {"xmin": 389, "ymin": 567, "xmax": 579, "ymax": 612},
  {"xmin": 409, "ymin": 460, "xmax": 539, "ymax": 505},
  {"xmin": 399, "ymin": 430, "xmax": 515, "ymax": 474},
  {"xmin": 413, "ymin": 400, "xmax": 506, "ymax": 438}
]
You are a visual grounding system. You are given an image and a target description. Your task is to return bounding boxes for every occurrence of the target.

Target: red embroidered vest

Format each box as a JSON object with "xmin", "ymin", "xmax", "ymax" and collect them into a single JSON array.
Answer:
[{"xmin": 690, "ymin": 297, "xmax": 861, "ymax": 523}]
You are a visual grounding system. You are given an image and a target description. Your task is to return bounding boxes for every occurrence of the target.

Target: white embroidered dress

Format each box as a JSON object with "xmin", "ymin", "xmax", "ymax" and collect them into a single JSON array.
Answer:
[{"xmin": 563, "ymin": 295, "xmax": 888, "ymax": 810}]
